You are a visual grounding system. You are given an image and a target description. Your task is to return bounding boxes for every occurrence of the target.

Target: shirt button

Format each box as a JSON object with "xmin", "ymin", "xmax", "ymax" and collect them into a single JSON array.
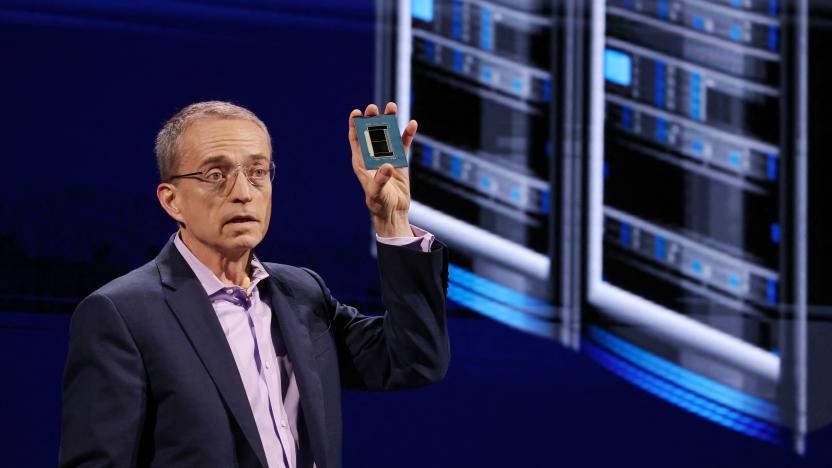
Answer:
[
  {"xmin": 264, "ymin": 361, "xmax": 271, "ymax": 370},
  {"xmin": 281, "ymin": 420, "xmax": 288, "ymax": 428}
]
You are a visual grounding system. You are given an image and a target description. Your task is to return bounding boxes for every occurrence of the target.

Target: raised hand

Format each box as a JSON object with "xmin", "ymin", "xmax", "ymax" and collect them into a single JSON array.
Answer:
[{"xmin": 348, "ymin": 102, "xmax": 418, "ymax": 237}]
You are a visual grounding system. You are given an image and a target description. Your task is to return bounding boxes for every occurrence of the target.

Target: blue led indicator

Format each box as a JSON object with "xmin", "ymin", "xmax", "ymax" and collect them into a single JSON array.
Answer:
[
  {"xmin": 451, "ymin": 0, "xmax": 462, "ymax": 40},
  {"xmin": 480, "ymin": 176, "xmax": 491, "ymax": 190},
  {"xmin": 657, "ymin": 0, "xmax": 669, "ymax": 19},
  {"xmin": 424, "ymin": 40, "xmax": 435, "ymax": 62},
  {"xmin": 690, "ymin": 73, "xmax": 701, "ymax": 119},
  {"xmin": 603, "ymin": 161, "xmax": 610, "ymax": 179},
  {"xmin": 767, "ymin": 279, "xmax": 778, "ymax": 304},
  {"xmin": 691, "ymin": 260, "xmax": 703, "ymax": 274},
  {"xmin": 654, "ymin": 236, "xmax": 666, "ymax": 261},
  {"xmin": 542, "ymin": 80, "xmax": 552, "ymax": 102},
  {"xmin": 728, "ymin": 274, "xmax": 741, "ymax": 290},
  {"xmin": 541, "ymin": 190, "xmax": 551, "ymax": 214},
  {"xmin": 422, "ymin": 145, "xmax": 433, "ymax": 167},
  {"xmin": 769, "ymin": 0, "xmax": 779, "ymax": 16},
  {"xmin": 729, "ymin": 151, "xmax": 742, "ymax": 168},
  {"xmin": 620, "ymin": 222, "xmax": 632, "ymax": 247},
  {"xmin": 452, "ymin": 50, "xmax": 463, "ymax": 72},
  {"xmin": 767, "ymin": 154, "xmax": 778, "ymax": 181},
  {"xmin": 450, "ymin": 156, "xmax": 462, "ymax": 178},
  {"xmin": 412, "ymin": 0, "xmax": 434, "ymax": 22},
  {"xmin": 604, "ymin": 49, "xmax": 633, "ymax": 86},
  {"xmin": 655, "ymin": 61, "xmax": 666, "ymax": 108},
  {"xmin": 691, "ymin": 139, "xmax": 704, "ymax": 156},
  {"xmin": 480, "ymin": 7, "xmax": 492, "ymax": 51},
  {"xmin": 770, "ymin": 223, "xmax": 781, "ymax": 244},
  {"xmin": 621, "ymin": 106, "xmax": 633, "ymax": 130},
  {"xmin": 655, "ymin": 118, "xmax": 667, "ymax": 143},
  {"xmin": 511, "ymin": 187, "xmax": 522, "ymax": 202},
  {"xmin": 512, "ymin": 78, "xmax": 523, "ymax": 92},
  {"xmin": 693, "ymin": 15, "xmax": 705, "ymax": 30},
  {"xmin": 481, "ymin": 66, "xmax": 492, "ymax": 81},
  {"xmin": 545, "ymin": 140, "xmax": 553, "ymax": 157},
  {"xmin": 768, "ymin": 26, "xmax": 779, "ymax": 51},
  {"xmin": 730, "ymin": 24, "xmax": 743, "ymax": 41}
]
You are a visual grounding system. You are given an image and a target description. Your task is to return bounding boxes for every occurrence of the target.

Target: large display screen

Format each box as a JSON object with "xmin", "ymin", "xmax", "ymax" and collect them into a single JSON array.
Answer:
[{"xmin": 378, "ymin": 0, "xmax": 832, "ymax": 452}]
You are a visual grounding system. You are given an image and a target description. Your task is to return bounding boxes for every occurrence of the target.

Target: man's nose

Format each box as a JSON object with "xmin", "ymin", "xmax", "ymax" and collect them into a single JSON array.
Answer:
[{"xmin": 226, "ymin": 167, "xmax": 254, "ymax": 201}]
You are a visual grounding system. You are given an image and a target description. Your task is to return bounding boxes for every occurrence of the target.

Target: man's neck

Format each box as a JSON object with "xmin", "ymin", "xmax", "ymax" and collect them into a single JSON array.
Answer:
[{"xmin": 179, "ymin": 230, "xmax": 252, "ymax": 287}]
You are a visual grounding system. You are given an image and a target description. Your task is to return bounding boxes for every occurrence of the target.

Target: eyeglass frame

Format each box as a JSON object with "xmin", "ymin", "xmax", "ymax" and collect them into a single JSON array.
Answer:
[{"xmin": 167, "ymin": 160, "xmax": 276, "ymax": 192}]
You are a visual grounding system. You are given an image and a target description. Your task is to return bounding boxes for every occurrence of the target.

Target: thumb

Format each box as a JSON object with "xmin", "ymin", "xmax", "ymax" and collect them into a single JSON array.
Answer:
[{"xmin": 372, "ymin": 164, "xmax": 394, "ymax": 190}]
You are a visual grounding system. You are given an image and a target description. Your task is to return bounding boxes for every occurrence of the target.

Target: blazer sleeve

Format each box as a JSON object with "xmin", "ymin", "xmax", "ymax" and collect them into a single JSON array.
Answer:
[
  {"xmin": 60, "ymin": 293, "xmax": 147, "ymax": 468},
  {"xmin": 302, "ymin": 240, "xmax": 450, "ymax": 391}
]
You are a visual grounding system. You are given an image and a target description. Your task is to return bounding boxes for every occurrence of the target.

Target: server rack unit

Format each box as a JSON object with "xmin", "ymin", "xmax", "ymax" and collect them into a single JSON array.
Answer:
[
  {"xmin": 587, "ymin": 0, "xmax": 832, "ymax": 451},
  {"xmin": 377, "ymin": 0, "xmax": 832, "ymax": 453},
  {"xmin": 376, "ymin": 0, "xmax": 586, "ymax": 345}
]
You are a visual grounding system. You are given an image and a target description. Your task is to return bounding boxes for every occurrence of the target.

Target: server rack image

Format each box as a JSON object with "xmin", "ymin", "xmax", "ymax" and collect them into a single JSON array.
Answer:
[
  {"xmin": 587, "ymin": 0, "xmax": 832, "ymax": 453},
  {"xmin": 376, "ymin": 0, "xmax": 832, "ymax": 453},
  {"xmin": 376, "ymin": 0, "xmax": 586, "ymax": 346}
]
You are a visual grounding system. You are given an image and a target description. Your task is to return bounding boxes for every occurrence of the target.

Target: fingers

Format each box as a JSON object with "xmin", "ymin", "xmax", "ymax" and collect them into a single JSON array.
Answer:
[
  {"xmin": 374, "ymin": 164, "xmax": 394, "ymax": 187},
  {"xmin": 364, "ymin": 103, "xmax": 380, "ymax": 117},
  {"xmin": 349, "ymin": 108, "xmax": 369, "ymax": 187},
  {"xmin": 348, "ymin": 108, "xmax": 361, "ymax": 130},
  {"xmin": 384, "ymin": 101, "xmax": 397, "ymax": 115},
  {"xmin": 402, "ymin": 119, "xmax": 418, "ymax": 154},
  {"xmin": 367, "ymin": 164, "xmax": 394, "ymax": 200},
  {"xmin": 348, "ymin": 108, "xmax": 362, "ymax": 147}
]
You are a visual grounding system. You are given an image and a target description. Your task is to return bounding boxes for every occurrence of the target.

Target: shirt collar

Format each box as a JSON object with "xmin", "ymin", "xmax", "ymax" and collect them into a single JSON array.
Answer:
[{"xmin": 173, "ymin": 232, "xmax": 269, "ymax": 297}]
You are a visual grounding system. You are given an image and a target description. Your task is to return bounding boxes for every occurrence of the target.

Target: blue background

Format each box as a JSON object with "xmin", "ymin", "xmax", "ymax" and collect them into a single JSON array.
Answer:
[{"xmin": 1, "ymin": 1, "xmax": 830, "ymax": 466}]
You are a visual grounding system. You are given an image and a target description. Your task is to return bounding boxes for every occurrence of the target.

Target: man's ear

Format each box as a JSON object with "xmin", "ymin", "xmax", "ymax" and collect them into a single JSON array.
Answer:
[{"xmin": 157, "ymin": 183, "xmax": 186, "ymax": 226}]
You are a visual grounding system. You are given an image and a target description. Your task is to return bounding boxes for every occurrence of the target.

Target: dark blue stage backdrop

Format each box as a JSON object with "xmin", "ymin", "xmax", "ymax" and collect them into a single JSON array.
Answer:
[{"xmin": 0, "ymin": 1, "xmax": 830, "ymax": 467}]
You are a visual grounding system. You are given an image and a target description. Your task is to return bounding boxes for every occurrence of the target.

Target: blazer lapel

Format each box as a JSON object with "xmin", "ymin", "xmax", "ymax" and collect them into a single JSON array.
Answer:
[
  {"xmin": 261, "ymin": 274, "xmax": 328, "ymax": 468},
  {"xmin": 155, "ymin": 240, "xmax": 269, "ymax": 468}
]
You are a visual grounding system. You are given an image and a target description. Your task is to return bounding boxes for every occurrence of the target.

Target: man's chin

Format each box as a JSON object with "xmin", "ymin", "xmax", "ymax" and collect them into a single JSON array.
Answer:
[{"xmin": 222, "ymin": 230, "xmax": 264, "ymax": 251}]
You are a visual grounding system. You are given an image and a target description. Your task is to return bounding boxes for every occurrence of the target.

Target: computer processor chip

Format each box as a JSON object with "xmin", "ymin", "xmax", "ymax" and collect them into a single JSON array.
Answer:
[{"xmin": 353, "ymin": 114, "xmax": 409, "ymax": 169}]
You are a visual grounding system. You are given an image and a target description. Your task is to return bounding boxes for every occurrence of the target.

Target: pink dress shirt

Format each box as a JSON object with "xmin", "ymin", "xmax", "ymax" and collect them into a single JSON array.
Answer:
[{"xmin": 173, "ymin": 226, "xmax": 433, "ymax": 468}]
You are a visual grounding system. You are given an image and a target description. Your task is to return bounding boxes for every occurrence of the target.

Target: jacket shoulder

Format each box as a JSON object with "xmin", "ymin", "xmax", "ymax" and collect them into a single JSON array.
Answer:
[{"xmin": 88, "ymin": 260, "xmax": 161, "ymax": 304}]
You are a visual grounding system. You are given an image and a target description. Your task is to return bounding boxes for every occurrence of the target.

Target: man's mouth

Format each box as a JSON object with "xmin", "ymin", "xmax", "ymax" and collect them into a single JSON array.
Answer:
[{"xmin": 225, "ymin": 215, "xmax": 258, "ymax": 225}]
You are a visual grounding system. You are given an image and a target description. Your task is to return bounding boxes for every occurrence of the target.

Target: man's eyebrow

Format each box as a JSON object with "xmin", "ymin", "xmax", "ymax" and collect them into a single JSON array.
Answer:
[
  {"xmin": 198, "ymin": 154, "xmax": 269, "ymax": 167},
  {"xmin": 199, "ymin": 154, "xmax": 232, "ymax": 167}
]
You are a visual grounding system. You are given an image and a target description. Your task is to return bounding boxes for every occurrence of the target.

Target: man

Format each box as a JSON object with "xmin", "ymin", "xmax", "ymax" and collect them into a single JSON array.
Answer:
[{"xmin": 60, "ymin": 101, "xmax": 450, "ymax": 468}]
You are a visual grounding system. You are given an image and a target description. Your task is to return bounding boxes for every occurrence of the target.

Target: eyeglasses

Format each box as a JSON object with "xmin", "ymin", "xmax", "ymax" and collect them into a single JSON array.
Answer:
[{"xmin": 168, "ymin": 161, "xmax": 276, "ymax": 192}]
